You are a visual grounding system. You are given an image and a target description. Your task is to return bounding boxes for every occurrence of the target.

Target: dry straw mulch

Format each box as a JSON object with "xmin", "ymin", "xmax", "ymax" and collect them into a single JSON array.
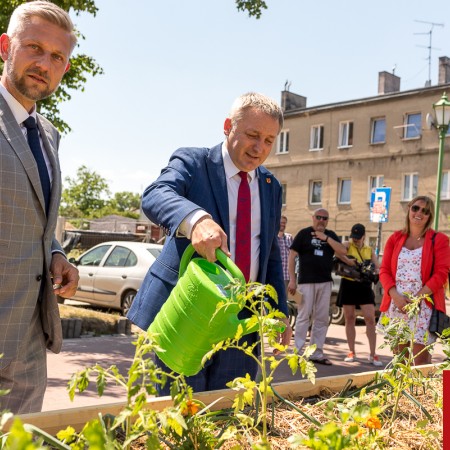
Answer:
[{"xmin": 133, "ymin": 374, "xmax": 442, "ymax": 449}]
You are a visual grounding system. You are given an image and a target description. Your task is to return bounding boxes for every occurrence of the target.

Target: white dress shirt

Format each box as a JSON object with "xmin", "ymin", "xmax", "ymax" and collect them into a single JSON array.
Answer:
[{"xmin": 179, "ymin": 142, "xmax": 261, "ymax": 281}]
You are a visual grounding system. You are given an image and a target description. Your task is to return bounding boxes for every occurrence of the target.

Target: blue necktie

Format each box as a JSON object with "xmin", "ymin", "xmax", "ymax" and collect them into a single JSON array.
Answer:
[{"xmin": 23, "ymin": 116, "xmax": 51, "ymax": 214}]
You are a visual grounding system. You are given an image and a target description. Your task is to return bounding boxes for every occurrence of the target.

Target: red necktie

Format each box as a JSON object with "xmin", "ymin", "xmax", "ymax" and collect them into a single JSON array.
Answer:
[{"xmin": 235, "ymin": 171, "xmax": 251, "ymax": 281}]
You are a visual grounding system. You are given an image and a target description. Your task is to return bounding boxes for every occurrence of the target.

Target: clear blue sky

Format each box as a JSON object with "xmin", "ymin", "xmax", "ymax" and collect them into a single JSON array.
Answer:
[{"xmin": 58, "ymin": 0, "xmax": 450, "ymax": 194}]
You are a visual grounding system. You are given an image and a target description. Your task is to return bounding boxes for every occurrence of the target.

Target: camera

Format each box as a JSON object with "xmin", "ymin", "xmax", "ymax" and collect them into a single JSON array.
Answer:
[
  {"xmin": 357, "ymin": 261, "xmax": 379, "ymax": 284},
  {"xmin": 333, "ymin": 258, "xmax": 379, "ymax": 284}
]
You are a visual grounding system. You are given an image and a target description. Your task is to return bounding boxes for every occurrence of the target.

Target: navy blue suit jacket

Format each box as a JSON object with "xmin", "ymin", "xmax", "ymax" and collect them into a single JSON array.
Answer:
[{"xmin": 128, "ymin": 143, "xmax": 287, "ymax": 330}]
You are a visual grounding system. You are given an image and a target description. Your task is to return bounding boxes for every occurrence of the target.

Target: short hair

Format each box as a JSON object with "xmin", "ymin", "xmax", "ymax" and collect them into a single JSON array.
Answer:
[
  {"xmin": 7, "ymin": 1, "xmax": 77, "ymax": 52},
  {"xmin": 403, "ymin": 195, "xmax": 434, "ymax": 235},
  {"xmin": 313, "ymin": 208, "xmax": 328, "ymax": 216},
  {"xmin": 229, "ymin": 92, "xmax": 284, "ymax": 132}
]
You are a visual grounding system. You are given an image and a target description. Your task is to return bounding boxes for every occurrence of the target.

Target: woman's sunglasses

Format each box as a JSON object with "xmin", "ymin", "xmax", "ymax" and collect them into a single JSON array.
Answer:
[{"xmin": 410, "ymin": 205, "xmax": 431, "ymax": 215}]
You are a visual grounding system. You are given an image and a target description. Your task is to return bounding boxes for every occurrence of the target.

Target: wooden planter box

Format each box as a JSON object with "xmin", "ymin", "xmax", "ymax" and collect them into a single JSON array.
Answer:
[{"xmin": 7, "ymin": 364, "xmax": 438, "ymax": 437}]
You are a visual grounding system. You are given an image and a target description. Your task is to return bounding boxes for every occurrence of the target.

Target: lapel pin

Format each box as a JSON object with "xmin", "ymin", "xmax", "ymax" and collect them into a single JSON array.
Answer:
[{"xmin": 266, "ymin": 177, "xmax": 271, "ymax": 184}]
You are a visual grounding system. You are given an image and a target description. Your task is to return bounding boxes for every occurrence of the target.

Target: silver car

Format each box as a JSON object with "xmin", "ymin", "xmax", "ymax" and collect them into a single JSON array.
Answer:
[{"xmin": 69, "ymin": 241, "xmax": 163, "ymax": 315}]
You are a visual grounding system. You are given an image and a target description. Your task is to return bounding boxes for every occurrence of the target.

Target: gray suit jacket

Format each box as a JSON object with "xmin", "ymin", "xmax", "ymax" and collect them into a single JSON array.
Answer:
[{"xmin": 0, "ymin": 94, "xmax": 63, "ymax": 369}]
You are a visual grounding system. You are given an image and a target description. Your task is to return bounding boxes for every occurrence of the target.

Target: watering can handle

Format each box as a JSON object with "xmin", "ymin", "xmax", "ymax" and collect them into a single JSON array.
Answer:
[{"xmin": 179, "ymin": 244, "xmax": 246, "ymax": 285}]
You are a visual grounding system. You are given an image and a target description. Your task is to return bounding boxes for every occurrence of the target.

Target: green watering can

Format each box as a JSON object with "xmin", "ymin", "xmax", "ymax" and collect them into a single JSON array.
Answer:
[{"xmin": 148, "ymin": 244, "xmax": 263, "ymax": 376}]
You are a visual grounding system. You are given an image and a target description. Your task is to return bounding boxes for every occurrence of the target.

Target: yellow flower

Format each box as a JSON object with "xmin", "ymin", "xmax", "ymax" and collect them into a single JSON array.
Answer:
[
  {"xmin": 181, "ymin": 400, "xmax": 200, "ymax": 417},
  {"xmin": 365, "ymin": 416, "xmax": 382, "ymax": 430}
]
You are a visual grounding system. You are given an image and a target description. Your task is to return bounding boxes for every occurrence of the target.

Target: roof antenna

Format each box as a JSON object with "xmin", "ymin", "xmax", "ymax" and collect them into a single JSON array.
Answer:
[{"xmin": 414, "ymin": 20, "xmax": 444, "ymax": 87}]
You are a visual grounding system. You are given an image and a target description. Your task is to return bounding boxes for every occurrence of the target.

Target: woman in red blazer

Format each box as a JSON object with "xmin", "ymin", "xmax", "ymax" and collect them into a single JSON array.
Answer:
[{"xmin": 379, "ymin": 195, "xmax": 450, "ymax": 365}]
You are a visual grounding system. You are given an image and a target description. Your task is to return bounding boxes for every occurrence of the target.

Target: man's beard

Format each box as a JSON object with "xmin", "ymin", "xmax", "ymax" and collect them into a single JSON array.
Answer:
[{"xmin": 7, "ymin": 59, "xmax": 54, "ymax": 102}]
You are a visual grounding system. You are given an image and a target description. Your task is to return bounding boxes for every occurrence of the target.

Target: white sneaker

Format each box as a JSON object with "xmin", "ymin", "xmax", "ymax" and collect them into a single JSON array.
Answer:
[
  {"xmin": 344, "ymin": 352, "xmax": 356, "ymax": 362},
  {"xmin": 369, "ymin": 355, "xmax": 383, "ymax": 367}
]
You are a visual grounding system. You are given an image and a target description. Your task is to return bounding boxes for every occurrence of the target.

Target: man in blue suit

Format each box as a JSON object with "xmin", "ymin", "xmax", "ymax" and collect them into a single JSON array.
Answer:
[{"xmin": 128, "ymin": 92, "xmax": 292, "ymax": 393}]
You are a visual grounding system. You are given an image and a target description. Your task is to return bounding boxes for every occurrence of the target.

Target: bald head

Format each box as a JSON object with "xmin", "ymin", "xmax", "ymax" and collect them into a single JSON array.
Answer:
[{"xmin": 312, "ymin": 209, "xmax": 329, "ymax": 231}]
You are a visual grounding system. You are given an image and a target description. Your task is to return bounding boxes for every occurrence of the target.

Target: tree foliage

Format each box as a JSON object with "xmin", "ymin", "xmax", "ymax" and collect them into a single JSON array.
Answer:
[
  {"xmin": 60, "ymin": 165, "xmax": 140, "ymax": 219},
  {"xmin": 235, "ymin": 0, "xmax": 268, "ymax": 19},
  {"xmin": 60, "ymin": 165, "xmax": 110, "ymax": 218},
  {"xmin": 110, "ymin": 191, "xmax": 141, "ymax": 214},
  {"xmin": 0, "ymin": 0, "xmax": 103, "ymax": 134}
]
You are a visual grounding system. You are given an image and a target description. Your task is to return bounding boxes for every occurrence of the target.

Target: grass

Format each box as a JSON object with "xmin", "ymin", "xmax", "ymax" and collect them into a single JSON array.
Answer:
[{"xmin": 59, "ymin": 303, "xmax": 123, "ymax": 336}]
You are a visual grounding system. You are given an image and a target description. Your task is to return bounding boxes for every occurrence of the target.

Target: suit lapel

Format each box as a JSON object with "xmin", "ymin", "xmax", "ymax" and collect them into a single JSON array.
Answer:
[
  {"xmin": 257, "ymin": 167, "xmax": 273, "ymax": 271},
  {"xmin": 206, "ymin": 144, "xmax": 230, "ymax": 237},
  {"xmin": 0, "ymin": 96, "xmax": 47, "ymax": 214}
]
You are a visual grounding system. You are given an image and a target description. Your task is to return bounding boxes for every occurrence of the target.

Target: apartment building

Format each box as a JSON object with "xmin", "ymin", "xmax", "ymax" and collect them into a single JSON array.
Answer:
[{"xmin": 265, "ymin": 56, "xmax": 450, "ymax": 251}]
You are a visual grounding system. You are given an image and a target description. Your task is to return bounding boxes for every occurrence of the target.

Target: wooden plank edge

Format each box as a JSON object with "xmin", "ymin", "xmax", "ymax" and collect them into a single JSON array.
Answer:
[{"xmin": 7, "ymin": 364, "xmax": 440, "ymax": 436}]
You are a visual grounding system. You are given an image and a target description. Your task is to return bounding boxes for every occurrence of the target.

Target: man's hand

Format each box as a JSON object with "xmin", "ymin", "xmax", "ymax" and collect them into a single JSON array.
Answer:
[
  {"xmin": 191, "ymin": 216, "xmax": 230, "ymax": 261},
  {"xmin": 50, "ymin": 253, "xmax": 79, "ymax": 298},
  {"xmin": 288, "ymin": 279, "xmax": 297, "ymax": 296}
]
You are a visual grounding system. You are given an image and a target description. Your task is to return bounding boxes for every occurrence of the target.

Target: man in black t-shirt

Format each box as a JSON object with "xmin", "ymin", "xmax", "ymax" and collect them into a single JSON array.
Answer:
[{"xmin": 288, "ymin": 209, "xmax": 347, "ymax": 365}]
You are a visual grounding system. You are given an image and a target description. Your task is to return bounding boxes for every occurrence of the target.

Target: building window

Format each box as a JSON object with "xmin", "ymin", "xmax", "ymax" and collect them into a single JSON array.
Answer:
[
  {"xmin": 281, "ymin": 183, "xmax": 287, "ymax": 206},
  {"xmin": 277, "ymin": 130, "xmax": 289, "ymax": 154},
  {"xmin": 309, "ymin": 180, "xmax": 322, "ymax": 204},
  {"xmin": 371, "ymin": 117, "xmax": 386, "ymax": 144},
  {"xmin": 402, "ymin": 173, "xmax": 418, "ymax": 200},
  {"xmin": 441, "ymin": 171, "xmax": 450, "ymax": 200},
  {"xmin": 404, "ymin": 113, "xmax": 422, "ymax": 139},
  {"xmin": 338, "ymin": 178, "xmax": 351, "ymax": 204},
  {"xmin": 310, "ymin": 125, "xmax": 324, "ymax": 150},
  {"xmin": 338, "ymin": 121, "xmax": 353, "ymax": 148},
  {"xmin": 368, "ymin": 175, "xmax": 384, "ymax": 200}
]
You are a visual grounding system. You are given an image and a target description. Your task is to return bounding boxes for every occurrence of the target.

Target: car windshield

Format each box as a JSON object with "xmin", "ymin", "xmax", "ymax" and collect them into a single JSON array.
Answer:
[
  {"xmin": 147, "ymin": 248, "xmax": 162, "ymax": 258},
  {"xmin": 79, "ymin": 245, "xmax": 111, "ymax": 266}
]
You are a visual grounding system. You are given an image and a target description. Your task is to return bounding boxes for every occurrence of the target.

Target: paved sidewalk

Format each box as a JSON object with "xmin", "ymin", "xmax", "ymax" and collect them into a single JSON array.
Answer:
[{"xmin": 43, "ymin": 323, "xmax": 446, "ymax": 412}]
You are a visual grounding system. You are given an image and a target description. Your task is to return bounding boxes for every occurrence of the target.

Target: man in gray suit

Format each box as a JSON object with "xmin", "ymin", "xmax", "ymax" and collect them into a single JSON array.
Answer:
[{"xmin": 0, "ymin": 1, "xmax": 79, "ymax": 414}]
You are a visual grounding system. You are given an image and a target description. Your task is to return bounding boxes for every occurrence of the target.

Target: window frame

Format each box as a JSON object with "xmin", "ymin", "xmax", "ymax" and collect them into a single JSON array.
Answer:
[
  {"xmin": 370, "ymin": 117, "xmax": 386, "ymax": 144},
  {"xmin": 402, "ymin": 172, "xmax": 418, "ymax": 201},
  {"xmin": 281, "ymin": 183, "xmax": 287, "ymax": 206},
  {"xmin": 309, "ymin": 180, "xmax": 322, "ymax": 205},
  {"xmin": 441, "ymin": 170, "xmax": 450, "ymax": 200},
  {"xmin": 338, "ymin": 121, "xmax": 353, "ymax": 148},
  {"xmin": 368, "ymin": 175, "xmax": 384, "ymax": 201},
  {"xmin": 338, "ymin": 178, "xmax": 352, "ymax": 204},
  {"xmin": 277, "ymin": 130, "xmax": 289, "ymax": 154},
  {"xmin": 403, "ymin": 112, "xmax": 422, "ymax": 139},
  {"xmin": 309, "ymin": 124, "xmax": 324, "ymax": 151}
]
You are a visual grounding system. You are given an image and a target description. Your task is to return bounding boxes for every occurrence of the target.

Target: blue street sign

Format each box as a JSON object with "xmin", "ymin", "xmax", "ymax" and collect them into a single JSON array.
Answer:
[{"xmin": 370, "ymin": 187, "xmax": 391, "ymax": 223}]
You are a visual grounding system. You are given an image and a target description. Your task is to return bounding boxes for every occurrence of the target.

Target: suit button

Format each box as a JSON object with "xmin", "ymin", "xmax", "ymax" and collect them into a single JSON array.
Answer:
[{"xmin": 36, "ymin": 275, "xmax": 43, "ymax": 281}]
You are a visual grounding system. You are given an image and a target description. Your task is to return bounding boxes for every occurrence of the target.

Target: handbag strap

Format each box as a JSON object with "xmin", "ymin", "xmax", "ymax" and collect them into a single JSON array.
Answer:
[{"xmin": 353, "ymin": 243, "xmax": 369, "ymax": 263}]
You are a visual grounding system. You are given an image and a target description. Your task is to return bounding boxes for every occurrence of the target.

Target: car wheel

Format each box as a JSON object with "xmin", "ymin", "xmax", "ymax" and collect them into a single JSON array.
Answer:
[
  {"xmin": 121, "ymin": 290, "xmax": 137, "ymax": 316},
  {"xmin": 330, "ymin": 302, "xmax": 345, "ymax": 325}
]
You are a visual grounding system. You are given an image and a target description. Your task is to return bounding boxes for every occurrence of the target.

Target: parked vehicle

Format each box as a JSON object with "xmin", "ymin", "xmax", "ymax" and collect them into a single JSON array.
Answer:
[
  {"xmin": 329, "ymin": 274, "xmax": 383, "ymax": 325},
  {"xmin": 69, "ymin": 241, "xmax": 163, "ymax": 315}
]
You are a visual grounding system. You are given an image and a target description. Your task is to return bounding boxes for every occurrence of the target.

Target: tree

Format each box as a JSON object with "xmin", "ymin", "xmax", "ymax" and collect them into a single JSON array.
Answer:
[
  {"xmin": 60, "ymin": 166, "xmax": 141, "ymax": 220},
  {"xmin": 235, "ymin": 0, "xmax": 268, "ymax": 19},
  {"xmin": 60, "ymin": 165, "xmax": 110, "ymax": 218},
  {"xmin": 0, "ymin": 0, "xmax": 103, "ymax": 134},
  {"xmin": 110, "ymin": 191, "xmax": 141, "ymax": 214}
]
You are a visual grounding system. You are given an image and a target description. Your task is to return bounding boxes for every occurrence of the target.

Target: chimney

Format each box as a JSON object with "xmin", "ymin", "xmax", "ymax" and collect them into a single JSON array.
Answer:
[
  {"xmin": 281, "ymin": 91, "xmax": 307, "ymax": 112},
  {"xmin": 438, "ymin": 56, "xmax": 450, "ymax": 85},
  {"xmin": 378, "ymin": 71, "xmax": 400, "ymax": 94}
]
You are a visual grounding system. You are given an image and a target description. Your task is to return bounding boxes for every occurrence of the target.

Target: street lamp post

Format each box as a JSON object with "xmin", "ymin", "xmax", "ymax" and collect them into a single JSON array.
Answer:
[{"xmin": 432, "ymin": 93, "xmax": 450, "ymax": 230}]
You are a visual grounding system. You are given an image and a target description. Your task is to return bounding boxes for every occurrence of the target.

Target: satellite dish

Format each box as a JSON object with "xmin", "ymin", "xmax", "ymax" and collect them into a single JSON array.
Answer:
[{"xmin": 426, "ymin": 113, "xmax": 435, "ymax": 130}]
